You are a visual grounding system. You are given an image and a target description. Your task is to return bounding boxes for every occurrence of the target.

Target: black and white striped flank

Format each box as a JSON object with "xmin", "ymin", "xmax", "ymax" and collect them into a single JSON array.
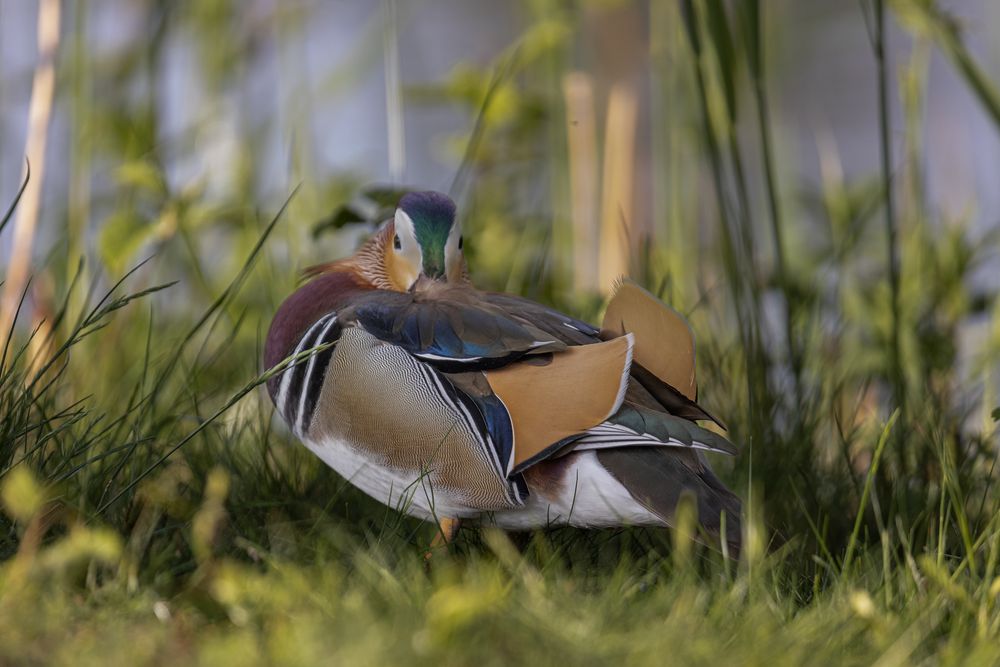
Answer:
[{"xmin": 275, "ymin": 313, "xmax": 342, "ymax": 435}]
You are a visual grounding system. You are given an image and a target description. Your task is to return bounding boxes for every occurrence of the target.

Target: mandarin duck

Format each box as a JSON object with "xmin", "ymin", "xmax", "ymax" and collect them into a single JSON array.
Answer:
[{"xmin": 265, "ymin": 191, "xmax": 742, "ymax": 553}]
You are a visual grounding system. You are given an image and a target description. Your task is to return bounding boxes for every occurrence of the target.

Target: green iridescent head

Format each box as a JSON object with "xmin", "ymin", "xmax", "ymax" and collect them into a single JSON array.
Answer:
[{"xmin": 390, "ymin": 191, "xmax": 464, "ymax": 286}]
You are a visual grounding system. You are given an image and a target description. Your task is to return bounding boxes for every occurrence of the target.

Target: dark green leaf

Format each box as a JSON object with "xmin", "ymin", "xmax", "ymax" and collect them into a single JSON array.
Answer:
[{"xmin": 0, "ymin": 160, "xmax": 29, "ymax": 238}]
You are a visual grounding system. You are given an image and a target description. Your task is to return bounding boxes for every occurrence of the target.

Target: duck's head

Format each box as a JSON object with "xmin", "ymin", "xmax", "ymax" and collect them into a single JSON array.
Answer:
[
  {"xmin": 304, "ymin": 190, "xmax": 466, "ymax": 291},
  {"xmin": 385, "ymin": 191, "xmax": 465, "ymax": 290}
]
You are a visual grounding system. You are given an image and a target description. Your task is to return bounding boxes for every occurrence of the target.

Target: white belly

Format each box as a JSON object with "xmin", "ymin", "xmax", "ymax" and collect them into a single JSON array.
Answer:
[
  {"xmin": 303, "ymin": 436, "xmax": 664, "ymax": 530},
  {"xmin": 485, "ymin": 451, "xmax": 665, "ymax": 530},
  {"xmin": 302, "ymin": 433, "xmax": 481, "ymax": 521}
]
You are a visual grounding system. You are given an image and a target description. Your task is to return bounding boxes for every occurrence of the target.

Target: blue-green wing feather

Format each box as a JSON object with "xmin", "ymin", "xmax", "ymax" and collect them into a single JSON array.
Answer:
[{"xmin": 343, "ymin": 290, "xmax": 564, "ymax": 370}]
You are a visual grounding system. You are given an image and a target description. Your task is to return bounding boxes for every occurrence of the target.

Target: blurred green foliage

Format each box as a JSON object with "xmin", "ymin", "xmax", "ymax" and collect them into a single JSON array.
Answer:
[{"xmin": 1, "ymin": 0, "xmax": 999, "ymax": 663}]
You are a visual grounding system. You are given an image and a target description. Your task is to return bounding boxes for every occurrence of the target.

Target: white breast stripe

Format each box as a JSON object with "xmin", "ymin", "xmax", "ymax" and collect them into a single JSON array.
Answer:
[
  {"xmin": 276, "ymin": 313, "xmax": 335, "ymax": 423},
  {"xmin": 295, "ymin": 315, "xmax": 340, "ymax": 435}
]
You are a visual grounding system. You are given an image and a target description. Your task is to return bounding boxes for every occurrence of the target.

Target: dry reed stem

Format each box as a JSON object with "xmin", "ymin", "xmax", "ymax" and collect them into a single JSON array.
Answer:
[
  {"xmin": 0, "ymin": 0, "xmax": 61, "ymax": 353},
  {"xmin": 562, "ymin": 72, "xmax": 600, "ymax": 293},
  {"xmin": 598, "ymin": 81, "xmax": 638, "ymax": 294}
]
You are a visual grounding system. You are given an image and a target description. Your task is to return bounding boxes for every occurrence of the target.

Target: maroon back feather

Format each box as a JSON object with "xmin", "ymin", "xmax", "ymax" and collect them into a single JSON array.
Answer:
[{"xmin": 263, "ymin": 272, "xmax": 369, "ymax": 399}]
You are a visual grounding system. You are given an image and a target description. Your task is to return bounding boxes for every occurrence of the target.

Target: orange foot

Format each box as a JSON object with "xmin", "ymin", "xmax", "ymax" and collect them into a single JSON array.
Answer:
[{"xmin": 424, "ymin": 517, "xmax": 461, "ymax": 563}]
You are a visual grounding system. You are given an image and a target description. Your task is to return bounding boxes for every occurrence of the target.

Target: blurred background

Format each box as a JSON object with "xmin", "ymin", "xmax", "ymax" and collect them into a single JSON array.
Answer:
[
  {"xmin": 0, "ymin": 0, "xmax": 999, "ymax": 625},
  {"xmin": 1, "ymin": 1, "xmax": 1000, "ymax": 661},
  {"xmin": 3, "ymin": 1, "xmax": 999, "ymax": 284}
]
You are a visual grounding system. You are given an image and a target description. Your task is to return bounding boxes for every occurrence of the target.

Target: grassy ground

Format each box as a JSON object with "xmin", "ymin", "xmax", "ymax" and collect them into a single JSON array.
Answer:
[{"xmin": 2, "ymin": 1, "xmax": 1000, "ymax": 664}]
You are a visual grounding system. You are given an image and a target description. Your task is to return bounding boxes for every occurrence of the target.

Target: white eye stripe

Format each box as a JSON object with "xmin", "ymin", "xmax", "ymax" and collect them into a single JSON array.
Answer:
[
  {"xmin": 393, "ymin": 209, "xmax": 418, "ymax": 247},
  {"xmin": 444, "ymin": 219, "xmax": 463, "ymax": 279},
  {"xmin": 392, "ymin": 208, "xmax": 424, "ymax": 283},
  {"xmin": 445, "ymin": 220, "xmax": 462, "ymax": 248}
]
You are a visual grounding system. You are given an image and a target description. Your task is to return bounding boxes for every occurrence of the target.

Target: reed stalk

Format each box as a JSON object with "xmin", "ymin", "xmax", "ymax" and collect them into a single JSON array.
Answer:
[
  {"xmin": 0, "ymin": 0, "xmax": 61, "ymax": 356},
  {"xmin": 874, "ymin": 0, "xmax": 906, "ymax": 426},
  {"xmin": 562, "ymin": 72, "xmax": 600, "ymax": 293},
  {"xmin": 598, "ymin": 82, "xmax": 638, "ymax": 294},
  {"xmin": 745, "ymin": 0, "xmax": 802, "ymax": 396}
]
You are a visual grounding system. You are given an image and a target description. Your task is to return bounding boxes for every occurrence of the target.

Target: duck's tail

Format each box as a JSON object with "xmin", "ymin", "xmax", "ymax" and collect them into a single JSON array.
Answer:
[{"xmin": 596, "ymin": 446, "xmax": 742, "ymax": 558}]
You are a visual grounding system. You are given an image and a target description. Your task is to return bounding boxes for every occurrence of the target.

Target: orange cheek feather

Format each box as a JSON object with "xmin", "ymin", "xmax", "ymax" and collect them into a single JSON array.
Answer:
[
  {"xmin": 447, "ymin": 257, "xmax": 467, "ymax": 283},
  {"xmin": 385, "ymin": 250, "xmax": 418, "ymax": 291}
]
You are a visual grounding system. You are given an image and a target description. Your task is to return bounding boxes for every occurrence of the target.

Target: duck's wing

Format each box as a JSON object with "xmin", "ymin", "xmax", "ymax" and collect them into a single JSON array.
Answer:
[
  {"xmin": 329, "ymin": 288, "xmax": 636, "ymax": 479},
  {"xmin": 482, "ymin": 280, "xmax": 701, "ymax": 397},
  {"xmin": 334, "ymin": 286, "xmax": 733, "ymax": 479},
  {"xmin": 599, "ymin": 280, "xmax": 726, "ymax": 427},
  {"xmin": 351, "ymin": 284, "xmax": 734, "ymax": 457},
  {"xmin": 341, "ymin": 289, "xmax": 566, "ymax": 371},
  {"xmin": 601, "ymin": 280, "xmax": 697, "ymax": 399},
  {"xmin": 483, "ymin": 283, "xmax": 723, "ymax": 427},
  {"xmin": 478, "ymin": 292, "xmax": 602, "ymax": 346},
  {"xmin": 507, "ymin": 398, "xmax": 736, "ymax": 474},
  {"xmin": 625, "ymin": 363, "xmax": 723, "ymax": 426},
  {"xmin": 481, "ymin": 335, "xmax": 633, "ymax": 473}
]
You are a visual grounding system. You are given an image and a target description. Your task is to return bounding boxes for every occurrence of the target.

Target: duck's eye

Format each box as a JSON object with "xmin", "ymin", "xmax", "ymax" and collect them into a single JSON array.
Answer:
[
  {"xmin": 458, "ymin": 236, "xmax": 464, "ymax": 250},
  {"xmin": 393, "ymin": 235, "xmax": 402, "ymax": 250}
]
